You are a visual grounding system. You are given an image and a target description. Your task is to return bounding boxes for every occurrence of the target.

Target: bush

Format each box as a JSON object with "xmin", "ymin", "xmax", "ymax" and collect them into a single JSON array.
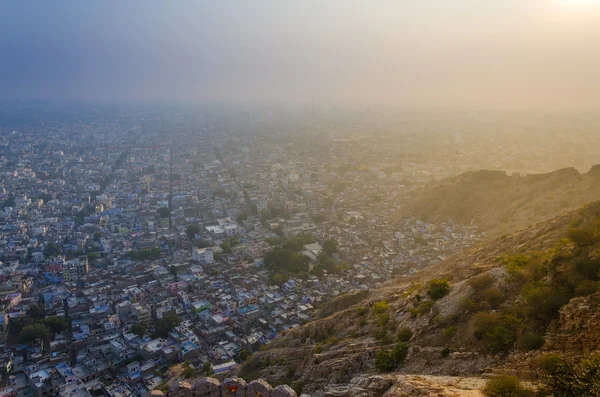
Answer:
[
  {"xmin": 568, "ymin": 227, "xmax": 598, "ymax": 247},
  {"xmin": 377, "ymin": 313, "xmax": 390, "ymax": 327},
  {"xmin": 374, "ymin": 351, "xmax": 395, "ymax": 372},
  {"xmin": 442, "ymin": 326, "xmax": 457, "ymax": 338},
  {"xmin": 538, "ymin": 357, "xmax": 600, "ymax": 397},
  {"xmin": 427, "ymin": 279, "xmax": 450, "ymax": 300},
  {"xmin": 410, "ymin": 301, "xmax": 433, "ymax": 318},
  {"xmin": 469, "ymin": 274, "xmax": 494, "ymax": 290},
  {"xmin": 375, "ymin": 343, "xmax": 409, "ymax": 373},
  {"xmin": 484, "ymin": 287, "xmax": 505, "ymax": 309},
  {"xmin": 573, "ymin": 257, "xmax": 600, "ymax": 280},
  {"xmin": 397, "ymin": 327, "xmax": 413, "ymax": 342},
  {"xmin": 482, "ymin": 376, "xmax": 534, "ymax": 397},
  {"xmin": 182, "ymin": 367, "xmax": 196, "ymax": 379},
  {"xmin": 520, "ymin": 332, "xmax": 544, "ymax": 351},
  {"xmin": 522, "ymin": 284, "xmax": 570, "ymax": 327},
  {"xmin": 473, "ymin": 312, "xmax": 521, "ymax": 355},
  {"xmin": 356, "ymin": 307, "xmax": 368, "ymax": 316},
  {"xmin": 575, "ymin": 279, "xmax": 599, "ymax": 296},
  {"xmin": 459, "ymin": 298, "xmax": 479, "ymax": 313},
  {"xmin": 441, "ymin": 348, "xmax": 451, "ymax": 358},
  {"xmin": 391, "ymin": 342, "xmax": 409, "ymax": 363},
  {"xmin": 372, "ymin": 300, "xmax": 389, "ymax": 315}
]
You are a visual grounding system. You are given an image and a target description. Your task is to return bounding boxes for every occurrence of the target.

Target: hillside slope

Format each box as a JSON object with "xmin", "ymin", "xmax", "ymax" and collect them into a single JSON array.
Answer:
[
  {"xmin": 391, "ymin": 165, "xmax": 600, "ymax": 237},
  {"xmin": 239, "ymin": 201, "xmax": 600, "ymax": 396}
]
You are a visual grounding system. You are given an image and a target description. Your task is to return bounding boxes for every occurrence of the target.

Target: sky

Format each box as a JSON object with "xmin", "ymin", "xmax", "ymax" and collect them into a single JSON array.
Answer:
[{"xmin": 1, "ymin": 0, "xmax": 600, "ymax": 109}]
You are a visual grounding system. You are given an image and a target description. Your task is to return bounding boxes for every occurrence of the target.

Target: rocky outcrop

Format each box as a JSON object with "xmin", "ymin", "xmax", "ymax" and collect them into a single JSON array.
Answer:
[
  {"xmin": 314, "ymin": 374, "xmax": 484, "ymax": 397},
  {"xmin": 544, "ymin": 292, "xmax": 600, "ymax": 355},
  {"xmin": 154, "ymin": 377, "xmax": 299, "ymax": 397}
]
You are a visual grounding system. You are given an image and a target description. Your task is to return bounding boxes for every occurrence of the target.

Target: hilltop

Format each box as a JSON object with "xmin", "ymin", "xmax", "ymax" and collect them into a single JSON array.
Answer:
[
  {"xmin": 237, "ymin": 201, "xmax": 600, "ymax": 396},
  {"xmin": 391, "ymin": 165, "xmax": 600, "ymax": 237}
]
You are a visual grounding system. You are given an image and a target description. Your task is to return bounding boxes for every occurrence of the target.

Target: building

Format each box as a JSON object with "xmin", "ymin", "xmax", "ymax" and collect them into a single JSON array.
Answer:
[
  {"xmin": 62, "ymin": 257, "xmax": 89, "ymax": 281},
  {"xmin": 192, "ymin": 247, "xmax": 214, "ymax": 263}
]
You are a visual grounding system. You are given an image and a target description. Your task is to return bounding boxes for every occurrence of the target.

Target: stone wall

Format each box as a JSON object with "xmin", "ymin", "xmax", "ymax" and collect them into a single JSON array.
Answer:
[{"xmin": 145, "ymin": 377, "xmax": 308, "ymax": 397}]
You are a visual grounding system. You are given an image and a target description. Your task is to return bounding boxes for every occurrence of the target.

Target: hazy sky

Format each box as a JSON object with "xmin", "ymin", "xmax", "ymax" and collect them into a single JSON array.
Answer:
[{"xmin": 1, "ymin": 0, "xmax": 600, "ymax": 109}]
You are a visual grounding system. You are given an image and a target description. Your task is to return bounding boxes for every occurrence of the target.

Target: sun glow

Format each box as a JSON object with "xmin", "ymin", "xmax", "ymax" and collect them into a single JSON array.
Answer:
[{"xmin": 558, "ymin": 0, "xmax": 600, "ymax": 8}]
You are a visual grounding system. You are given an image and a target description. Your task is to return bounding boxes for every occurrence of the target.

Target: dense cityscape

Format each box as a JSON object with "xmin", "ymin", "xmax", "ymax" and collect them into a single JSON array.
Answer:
[{"xmin": 0, "ymin": 105, "xmax": 498, "ymax": 397}]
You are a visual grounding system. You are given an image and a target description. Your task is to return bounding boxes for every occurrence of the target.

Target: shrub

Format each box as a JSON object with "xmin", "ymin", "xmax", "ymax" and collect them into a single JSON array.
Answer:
[
  {"xmin": 372, "ymin": 300, "xmax": 389, "ymax": 315},
  {"xmin": 568, "ymin": 227, "xmax": 598, "ymax": 247},
  {"xmin": 356, "ymin": 307, "xmax": 368, "ymax": 316},
  {"xmin": 520, "ymin": 332, "xmax": 544, "ymax": 351},
  {"xmin": 538, "ymin": 357, "xmax": 600, "ymax": 397},
  {"xmin": 291, "ymin": 381, "xmax": 304, "ymax": 395},
  {"xmin": 427, "ymin": 279, "xmax": 450, "ymax": 300},
  {"xmin": 522, "ymin": 284, "xmax": 570, "ymax": 327},
  {"xmin": 377, "ymin": 313, "xmax": 390, "ymax": 327},
  {"xmin": 534, "ymin": 354, "xmax": 564, "ymax": 373},
  {"xmin": 469, "ymin": 274, "xmax": 494, "ymax": 290},
  {"xmin": 182, "ymin": 367, "xmax": 196, "ymax": 379},
  {"xmin": 459, "ymin": 298, "xmax": 479, "ymax": 313},
  {"xmin": 575, "ymin": 279, "xmax": 599, "ymax": 296},
  {"xmin": 391, "ymin": 342, "xmax": 409, "ymax": 363},
  {"xmin": 573, "ymin": 257, "xmax": 600, "ymax": 280},
  {"xmin": 375, "ymin": 351, "xmax": 395, "ymax": 372},
  {"xmin": 482, "ymin": 376, "xmax": 534, "ymax": 397},
  {"xmin": 473, "ymin": 312, "xmax": 521, "ymax": 355},
  {"xmin": 441, "ymin": 348, "xmax": 451, "ymax": 358},
  {"xmin": 373, "ymin": 328, "xmax": 388, "ymax": 341},
  {"xmin": 397, "ymin": 327, "xmax": 413, "ymax": 342},
  {"xmin": 483, "ymin": 287, "xmax": 505, "ymax": 309},
  {"xmin": 409, "ymin": 301, "xmax": 433, "ymax": 318},
  {"xmin": 442, "ymin": 326, "xmax": 458, "ymax": 338}
]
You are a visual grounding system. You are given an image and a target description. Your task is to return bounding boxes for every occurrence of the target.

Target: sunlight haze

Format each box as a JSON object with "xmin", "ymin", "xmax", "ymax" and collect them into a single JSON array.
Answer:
[{"xmin": 1, "ymin": 1, "xmax": 599, "ymax": 109}]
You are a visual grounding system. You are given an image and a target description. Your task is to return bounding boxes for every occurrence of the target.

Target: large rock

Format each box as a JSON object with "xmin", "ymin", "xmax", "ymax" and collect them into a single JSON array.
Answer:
[
  {"xmin": 272, "ymin": 385, "xmax": 297, "ymax": 397},
  {"xmin": 193, "ymin": 377, "xmax": 221, "ymax": 397},
  {"xmin": 168, "ymin": 381, "xmax": 192, "ymax": 397},
  {"xmin": 247, "ymin": 379, "xmax": 273, "ymax": 396},
  {"xmin": 222, "ymin": 377, "xmax": 247, "ymax": 396}
]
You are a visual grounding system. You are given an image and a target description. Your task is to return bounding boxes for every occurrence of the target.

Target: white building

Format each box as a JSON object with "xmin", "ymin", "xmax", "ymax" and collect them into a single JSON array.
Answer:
[{"xmin": 192, "ymin": 247, "xmax": 214, "ymax": 263}]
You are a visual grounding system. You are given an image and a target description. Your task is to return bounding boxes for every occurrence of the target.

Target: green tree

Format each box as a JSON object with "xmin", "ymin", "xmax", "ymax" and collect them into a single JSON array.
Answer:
[
  {"xmin": 197, "ymin": 239, "xmax": 212, "ymax": 249},
  {"xmin": 169, "ymin": 265, "xmax": 178, "ymax": 279},
  {"xmin": 239, "ymin": 350, "xmax": 252, "ymax": 362},
  {"xmin": 323, "ymin": 239, "xmax": 338, "ymax": 256},
  {"xmin": 28, "ymin": 304, "xmax": 46, "ymax": 320},
  {"xmin": 220, "ymin": 242, "xmax": 232, "ymax": 254},
  {"xmin": 131, "ymin": 323, "xmax": 147, "ymax": 338},
  {"xmin": 236, "ymin": 212, "xmax": 248, "ymax": 223},
  {"xmin": 157, "ymin": 207, "xmax": 170, "ymax": 218},
  {"xmin": 288, "ymin": 252, "xmax": 310, "ymax": 273},
  {"xmin": 41, "ymin": 317, "xmax": 68, "ymax": 334},
  {"xmin": 201, "ymin": 362, "xmax": 213, "ymax": 376},
  {"xmin": 153, "ymin": 314, "xmax": 182, "ymax": 338},
  {"xmin": 20, "ymin": 324, "xmax": 50, "ymax": 343},
  {"xmin": 43, "ymin": 243, "xmax": 61, "ymax": 258},
  {"xmin": 182, "ymin": 367, "xmax": 196, "ymax": 378},
  {"xmin": 186, "ymin": 224, "xmax": 201, "ymax": 240}
]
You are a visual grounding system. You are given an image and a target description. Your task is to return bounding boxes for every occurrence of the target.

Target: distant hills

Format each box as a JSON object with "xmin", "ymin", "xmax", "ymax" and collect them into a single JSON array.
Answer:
[{"xmin": 392, "ymin": 165, "xmax": 600, "ymax": 237}]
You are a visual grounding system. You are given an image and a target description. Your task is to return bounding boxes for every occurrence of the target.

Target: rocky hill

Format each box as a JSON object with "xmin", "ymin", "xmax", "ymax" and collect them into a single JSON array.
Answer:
[
  {"xmin": 237, "ymin": 201, "xmax": 600, "ymax": 396},
  {"xmin": 391, "ymin": 165, "xmax": 600, "ymax": 237}
]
